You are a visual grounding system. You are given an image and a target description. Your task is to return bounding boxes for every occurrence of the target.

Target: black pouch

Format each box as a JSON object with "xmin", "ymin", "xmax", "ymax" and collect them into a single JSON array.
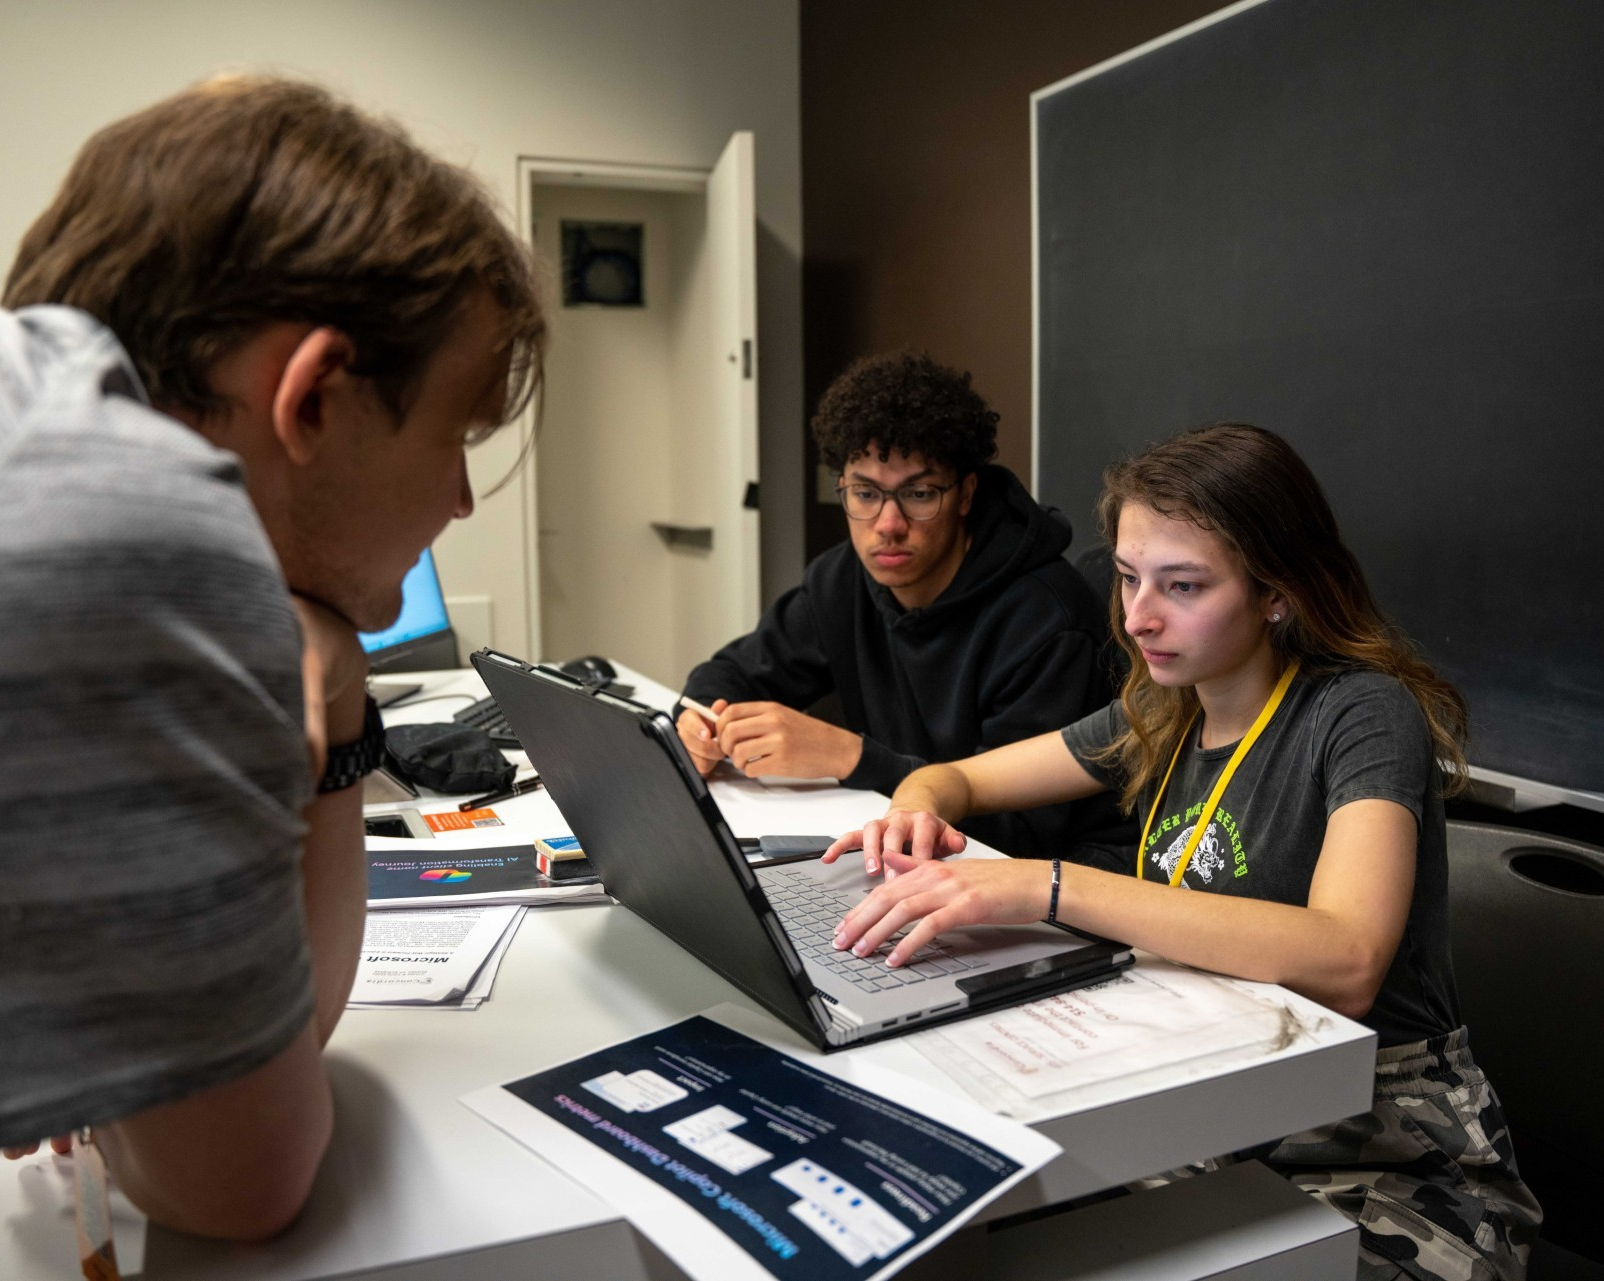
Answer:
[{"xmin": 383, "ymin": 723, "xmax": 515, "ymax": 795}]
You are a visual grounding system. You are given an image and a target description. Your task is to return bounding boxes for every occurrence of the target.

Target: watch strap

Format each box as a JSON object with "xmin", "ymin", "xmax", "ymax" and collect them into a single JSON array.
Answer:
[{"xmin": 318, "ymin": 694, "xmax": 386, "ymax": 793}]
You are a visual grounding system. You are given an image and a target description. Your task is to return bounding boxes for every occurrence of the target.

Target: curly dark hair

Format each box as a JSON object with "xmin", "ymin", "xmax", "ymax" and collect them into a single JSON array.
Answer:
[{"xmin": 810, "ymin": 350, "xmax": 999, "ymax": 476}]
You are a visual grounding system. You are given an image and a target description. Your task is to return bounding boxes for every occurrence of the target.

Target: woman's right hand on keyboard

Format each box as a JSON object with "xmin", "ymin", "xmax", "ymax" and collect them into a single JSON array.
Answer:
[{"xmin": 831, "ymin": 854, "xmax": 1052, "ymax": 967}]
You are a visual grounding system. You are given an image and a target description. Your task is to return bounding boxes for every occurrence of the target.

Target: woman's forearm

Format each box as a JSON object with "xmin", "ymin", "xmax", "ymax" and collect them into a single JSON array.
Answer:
[{"xmin": 1058, "ymin": 862, "xmax": 1389, "ymax": 1019}]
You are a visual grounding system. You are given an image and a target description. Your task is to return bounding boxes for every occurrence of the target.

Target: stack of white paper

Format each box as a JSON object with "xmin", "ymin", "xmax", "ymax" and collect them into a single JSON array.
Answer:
[
  {"xmin": 347, "ymin": 905, "xmax": 525, "ymax": 1011},
  {"xmin": 912, "ymin": 958, "xmax": 1328, "ymax": 1119}
]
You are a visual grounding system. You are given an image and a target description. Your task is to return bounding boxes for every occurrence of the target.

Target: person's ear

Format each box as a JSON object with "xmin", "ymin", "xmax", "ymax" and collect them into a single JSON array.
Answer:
[
  {"xmin": 270, "ymin": 328, "xmax": 359, "ymax": 465},
  {"xmin": 957, "ymin": 470, "xmax": 979, "ymax": 519},
  {"xmin": 1263, "ymin": 587, "xmax": 1292, "ymax": 627}
]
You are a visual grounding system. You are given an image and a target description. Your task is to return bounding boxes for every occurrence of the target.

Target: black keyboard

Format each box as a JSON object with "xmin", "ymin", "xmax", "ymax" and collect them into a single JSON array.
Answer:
[
  {"xmin": 453, "ymin": 678, "xmax": 634, "ymax": 749},
  {"xmin": 452, "ymin": 695, "xmax": 522, "ymax": 748}
]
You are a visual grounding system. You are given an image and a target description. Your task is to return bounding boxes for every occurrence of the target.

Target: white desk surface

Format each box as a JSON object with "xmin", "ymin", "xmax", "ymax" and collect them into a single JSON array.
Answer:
[{"xmin": 1, "ymin": 667, "xmax": 1375, "ymax": 1279}]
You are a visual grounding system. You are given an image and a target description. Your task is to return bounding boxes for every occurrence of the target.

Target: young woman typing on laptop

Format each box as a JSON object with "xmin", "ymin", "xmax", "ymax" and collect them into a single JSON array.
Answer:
[{"xmin": 823, "ymin": 423, "xmax": 1538, "ymax": 1281}]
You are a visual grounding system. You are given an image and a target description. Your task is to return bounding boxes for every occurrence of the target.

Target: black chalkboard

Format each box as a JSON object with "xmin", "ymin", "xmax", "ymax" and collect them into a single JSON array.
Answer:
[{"xmin": 1035, "ymin": 0, "xmax": 1604, "ymax": 793}]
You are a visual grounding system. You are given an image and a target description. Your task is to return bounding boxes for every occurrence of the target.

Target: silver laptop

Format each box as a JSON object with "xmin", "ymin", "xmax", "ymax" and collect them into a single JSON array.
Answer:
[{"xmin": 471, "ymin": 649, "xmax": 1132, "ymax": 1050}]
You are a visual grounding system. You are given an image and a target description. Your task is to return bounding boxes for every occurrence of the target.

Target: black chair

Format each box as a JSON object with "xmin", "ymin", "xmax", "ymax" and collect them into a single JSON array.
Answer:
[{"xmin": 1446, "ymin": 820, "xmax": 1604, "ymax": 1277}]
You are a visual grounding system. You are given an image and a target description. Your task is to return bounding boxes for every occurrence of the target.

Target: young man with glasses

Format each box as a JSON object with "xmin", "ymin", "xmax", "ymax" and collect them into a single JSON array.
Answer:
[{"xmin": 677, "ymin": 351, "xmax": 1130, "ymax": 861}]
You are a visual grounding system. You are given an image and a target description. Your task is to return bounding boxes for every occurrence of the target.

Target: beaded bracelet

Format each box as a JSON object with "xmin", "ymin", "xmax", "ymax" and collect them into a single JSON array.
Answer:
[{"xmin": 1048, "ymin": 858, "xmax": 1062, "ymax": 925}]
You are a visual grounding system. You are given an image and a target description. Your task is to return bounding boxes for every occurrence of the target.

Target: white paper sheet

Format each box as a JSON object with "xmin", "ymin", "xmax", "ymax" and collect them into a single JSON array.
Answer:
[
  {"xmin": 347, "ymin": 905, "xmax": 521, "ymax": 1006},
  {"xmin": 346, "ymin": 904, "xmax": 525, "ymax": 1011},
  {"xmin": 909, "ymin": 958, "xmax": 1334, "ymax": 1119}
]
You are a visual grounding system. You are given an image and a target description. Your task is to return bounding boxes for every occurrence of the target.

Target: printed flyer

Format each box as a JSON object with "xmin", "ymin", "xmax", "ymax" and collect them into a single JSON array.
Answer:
[
  {"xmin": 365, "ymin": 841, "xmax": 603, "ymax": 908},
  {"xmin": 461, "ymin": 1007, "xmax": 1057, "ymax": 1281}
]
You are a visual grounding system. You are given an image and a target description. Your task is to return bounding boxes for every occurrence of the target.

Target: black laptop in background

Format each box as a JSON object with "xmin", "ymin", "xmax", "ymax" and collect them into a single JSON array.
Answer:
[{"xmin": 471, "ymin": 648, "xmax": 1132, "ymax": 1051}]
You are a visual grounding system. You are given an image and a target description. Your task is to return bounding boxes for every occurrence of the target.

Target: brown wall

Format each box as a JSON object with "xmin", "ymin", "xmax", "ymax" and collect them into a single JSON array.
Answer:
[{"xmin": 800, "ymin": 0, "xmax": 1225, "ymax": 559}]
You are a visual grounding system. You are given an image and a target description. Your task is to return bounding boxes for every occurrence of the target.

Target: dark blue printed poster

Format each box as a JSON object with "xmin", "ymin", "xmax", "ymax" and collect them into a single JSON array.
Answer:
[
  {"xmin": 366, "ymin": 845, "xmax": 542, "ymax": 902},
  {"xmin": 467, "ymin": 1013, "xmax": 1056, "ymax": 1281}
]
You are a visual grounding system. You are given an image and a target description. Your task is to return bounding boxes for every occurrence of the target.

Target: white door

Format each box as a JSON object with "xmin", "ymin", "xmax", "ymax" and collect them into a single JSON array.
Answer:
[
  {"xmin": 704, "ymin": 131, "xmax": 761, "ymax": 642},
  {"xmin": 518, "ymin": 135, "xmax": 760, "ymax": 685}
]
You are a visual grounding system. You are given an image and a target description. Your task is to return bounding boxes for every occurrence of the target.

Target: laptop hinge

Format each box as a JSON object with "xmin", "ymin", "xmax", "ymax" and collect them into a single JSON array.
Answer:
[{"xmin": 818, "ymin": 995, "xmax": 863, "ymax": 1046}]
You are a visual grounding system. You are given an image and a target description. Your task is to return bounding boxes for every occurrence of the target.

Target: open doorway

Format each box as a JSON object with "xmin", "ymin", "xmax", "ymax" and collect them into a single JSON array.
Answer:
[{"xmin": 518, "ymin": 137, "xmax": 759, "ymax": 688}]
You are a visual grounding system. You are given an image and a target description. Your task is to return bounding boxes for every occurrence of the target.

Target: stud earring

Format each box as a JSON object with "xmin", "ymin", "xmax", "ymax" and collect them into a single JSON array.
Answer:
[{"xmin": 1270, "ymin": 613, "xmax": 1282, "ymax": 623}]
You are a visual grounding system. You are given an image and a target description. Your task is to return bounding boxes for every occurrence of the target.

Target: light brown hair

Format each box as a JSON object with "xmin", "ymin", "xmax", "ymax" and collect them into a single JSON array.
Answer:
[
  {"xmin": 3, "ymin": 75, "xmax": 545, "ymax": 426},
  {"xmin": 1095, "ymin": 422, "xmax": 1469, "ymax": 810}
]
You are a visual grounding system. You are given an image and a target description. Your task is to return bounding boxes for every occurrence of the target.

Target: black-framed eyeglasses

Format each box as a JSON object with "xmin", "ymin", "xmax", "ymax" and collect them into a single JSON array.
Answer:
[{"xmin": 836, "ymin": 479, "xmax": 957, "ymax": 522}]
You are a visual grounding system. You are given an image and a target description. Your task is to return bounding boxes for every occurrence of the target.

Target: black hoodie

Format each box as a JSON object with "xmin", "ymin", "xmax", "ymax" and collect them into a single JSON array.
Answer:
[{"xmin": 684, "ymin": 465, "xmax": 1133, "ymax": 860}]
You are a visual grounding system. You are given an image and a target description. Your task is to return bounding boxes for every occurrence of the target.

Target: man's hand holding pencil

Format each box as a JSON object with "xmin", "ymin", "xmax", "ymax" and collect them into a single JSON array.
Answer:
[{"xmin": 676, "ymin": 694, "xmax": 863, "ymax": 782}]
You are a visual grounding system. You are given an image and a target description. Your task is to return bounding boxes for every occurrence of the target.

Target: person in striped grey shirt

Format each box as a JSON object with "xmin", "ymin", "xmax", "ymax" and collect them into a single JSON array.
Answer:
[{"xmin": 0, "ymin": 77, "xmax": 546, "ymax": 1240}]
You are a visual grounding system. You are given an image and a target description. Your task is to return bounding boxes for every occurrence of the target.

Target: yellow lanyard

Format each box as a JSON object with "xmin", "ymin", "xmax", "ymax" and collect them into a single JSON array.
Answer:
[{"xmin": 1137, "ymin": 662, "xmax": 1300, "ymax": 886}]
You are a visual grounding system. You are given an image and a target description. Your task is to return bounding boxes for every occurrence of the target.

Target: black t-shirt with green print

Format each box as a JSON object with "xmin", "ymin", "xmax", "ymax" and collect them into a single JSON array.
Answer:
[{"xmin": 1061, "ymin": 668, "xmax": 1459, "ymax": 1047}]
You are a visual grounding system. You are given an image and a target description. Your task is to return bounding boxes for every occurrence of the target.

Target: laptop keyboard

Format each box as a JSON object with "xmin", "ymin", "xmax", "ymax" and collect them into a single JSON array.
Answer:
[
  {"xmin": 758, "ymin": 866, "xmax": 984, "ymax": 993},
  {"xmin": 452, "ymin": 695, "xmax": 522, "ymax": 748}
]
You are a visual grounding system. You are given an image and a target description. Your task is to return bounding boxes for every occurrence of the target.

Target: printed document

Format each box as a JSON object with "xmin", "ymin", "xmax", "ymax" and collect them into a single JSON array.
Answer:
[
  {"xmin": 462, "ymin": 1004, "xmax": 1058, "ymax": 1281},
  {"xmin": 911, "ymin": 957, "xmax": 1332, "ymax": 1119},
  {"xmin": 366, "ymin": 837, "xmax": 605, "ymax": 908},
  {"xmin": 348, "ymin": 905, "xmax": 522, "ymax": 1008}
]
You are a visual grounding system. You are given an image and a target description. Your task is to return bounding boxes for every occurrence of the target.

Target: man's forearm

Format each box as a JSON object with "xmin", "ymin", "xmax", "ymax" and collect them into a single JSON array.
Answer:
[
  {"xmin": 293, "ymin": 618, "xmax": 371, "ymax": 1044},
  {"xmin": 299, "ymin": 785, "xmax": 366, "ymax": 1044},
  {"xmin": 824, "ymin": 721, "xmax": 863, "ymax": 780}
]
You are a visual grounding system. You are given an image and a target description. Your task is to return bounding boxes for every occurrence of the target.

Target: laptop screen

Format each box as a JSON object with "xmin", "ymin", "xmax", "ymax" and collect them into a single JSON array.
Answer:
[{"xmin": 359, "ymin": 549, "xmax": 457, "ymax": 671}]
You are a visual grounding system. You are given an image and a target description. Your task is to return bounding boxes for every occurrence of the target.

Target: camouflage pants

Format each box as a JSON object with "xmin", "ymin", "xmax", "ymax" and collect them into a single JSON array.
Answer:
[{"xmin": 1264, "ymin": 1027, "xmax": 1541, "ymax": 1281}]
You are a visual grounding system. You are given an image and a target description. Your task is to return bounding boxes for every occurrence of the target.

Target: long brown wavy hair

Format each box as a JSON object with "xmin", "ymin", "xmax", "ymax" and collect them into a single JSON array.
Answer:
[{"xmin": 1094, "ymin": 423, "xmax": 1468, "ymax": 811}]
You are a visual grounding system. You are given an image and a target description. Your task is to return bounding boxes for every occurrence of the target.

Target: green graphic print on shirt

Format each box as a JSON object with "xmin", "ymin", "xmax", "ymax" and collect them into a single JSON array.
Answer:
[{"xmin": 1143, "ymin": 800, "xmax": 1249, "ymax": 886}]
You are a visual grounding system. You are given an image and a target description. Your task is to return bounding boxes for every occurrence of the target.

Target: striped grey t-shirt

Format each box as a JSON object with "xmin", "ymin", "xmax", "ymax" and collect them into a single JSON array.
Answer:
[{"xmin": 0, "ymin": 307, "xmax": 315, "ymax": 1145}]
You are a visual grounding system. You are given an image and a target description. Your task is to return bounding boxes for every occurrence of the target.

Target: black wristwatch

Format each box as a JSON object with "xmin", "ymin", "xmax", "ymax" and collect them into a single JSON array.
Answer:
[{"xmin": 318, "ymin": 694, "xmax": 386, "ymax": 793}]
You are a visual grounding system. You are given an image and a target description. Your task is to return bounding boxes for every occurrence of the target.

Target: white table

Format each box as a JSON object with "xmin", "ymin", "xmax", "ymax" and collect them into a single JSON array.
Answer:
[{"xmin": 2, "ymin": 668, "xmax": 1373, "ymax": 1279}]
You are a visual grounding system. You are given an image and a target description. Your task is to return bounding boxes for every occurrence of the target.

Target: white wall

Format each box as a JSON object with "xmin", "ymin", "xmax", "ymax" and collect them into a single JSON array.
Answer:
[{"xmin": 0, "ymin": 0, "xmax": 803, "ymax": 656}]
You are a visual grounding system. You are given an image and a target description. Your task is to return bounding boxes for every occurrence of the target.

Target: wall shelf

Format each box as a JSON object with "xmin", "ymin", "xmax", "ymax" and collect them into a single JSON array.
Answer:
[{"xmin": 650, "ymin": 522, "xmax": 713, "ymax": 551}]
